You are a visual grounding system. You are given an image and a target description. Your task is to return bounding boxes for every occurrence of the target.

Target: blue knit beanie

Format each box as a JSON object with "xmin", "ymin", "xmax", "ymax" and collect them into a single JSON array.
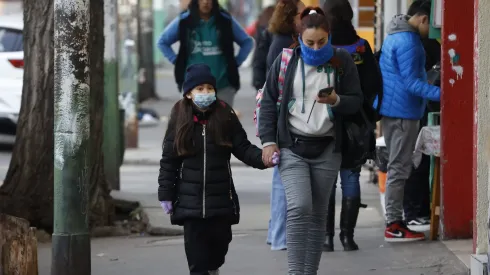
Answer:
[{"xmin": 182, "ymin": 64, "xmax": 216, "ymax": 96}]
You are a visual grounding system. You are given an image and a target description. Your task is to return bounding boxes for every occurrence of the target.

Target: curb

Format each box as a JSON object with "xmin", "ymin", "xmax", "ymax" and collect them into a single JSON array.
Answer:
[{"xmin": 146, "ymin": 224, "xmax": 184, "ymax": 236}]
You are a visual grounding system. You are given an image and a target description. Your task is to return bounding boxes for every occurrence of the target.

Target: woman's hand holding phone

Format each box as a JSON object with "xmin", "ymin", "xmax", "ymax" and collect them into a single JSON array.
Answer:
[{"xmin": 316, "ymin": 87, "xmax": 338, "ymax": 105}]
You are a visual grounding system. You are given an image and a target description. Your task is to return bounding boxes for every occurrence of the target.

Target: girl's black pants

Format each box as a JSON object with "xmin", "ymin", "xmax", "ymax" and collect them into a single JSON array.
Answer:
[{"xmin": 183, "ymin": 218, "xmax": 232, "ymax": 275}]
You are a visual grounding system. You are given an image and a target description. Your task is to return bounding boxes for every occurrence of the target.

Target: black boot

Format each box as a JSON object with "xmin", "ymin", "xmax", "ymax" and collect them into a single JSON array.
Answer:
[
  {"xmin": 339, "ymin": 197, "xmax": 363, "ymax": 251},
  {"xmin": 323, "ymin": 195, "xmax": 335, "ymax": 252}
]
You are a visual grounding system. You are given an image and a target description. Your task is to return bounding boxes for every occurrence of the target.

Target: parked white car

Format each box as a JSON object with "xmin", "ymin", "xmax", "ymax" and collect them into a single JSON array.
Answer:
[{"xmin": 0, "ymin": 13, "xmax": 23, "ymax": 143}]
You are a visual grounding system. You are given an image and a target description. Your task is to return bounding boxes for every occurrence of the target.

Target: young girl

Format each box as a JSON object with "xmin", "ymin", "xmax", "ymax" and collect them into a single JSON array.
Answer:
[{"xmin": 158, "ymin": 63, "xmax": 270, "ymax": 275}]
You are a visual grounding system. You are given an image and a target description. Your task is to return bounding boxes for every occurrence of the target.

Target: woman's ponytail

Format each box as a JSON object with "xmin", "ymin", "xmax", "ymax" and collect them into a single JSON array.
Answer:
[{"xmin": 298, "ymin": 6, "xmax": 330, "ymax": 34}]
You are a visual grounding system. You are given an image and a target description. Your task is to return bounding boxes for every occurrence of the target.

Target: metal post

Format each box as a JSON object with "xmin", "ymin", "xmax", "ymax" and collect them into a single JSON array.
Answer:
[
  {"xmin": 52, "ymin": 0, "xmax": 91, "ymax": 274},
  {"xmin": 103, "ymin": 0, "xmax": 121, "ymax": 190}
]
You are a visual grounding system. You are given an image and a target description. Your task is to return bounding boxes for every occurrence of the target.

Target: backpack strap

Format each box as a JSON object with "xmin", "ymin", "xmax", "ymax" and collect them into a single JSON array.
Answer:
[{"xmin": 277, "ymin": 48, "xmax": 293, "ymax": 106}]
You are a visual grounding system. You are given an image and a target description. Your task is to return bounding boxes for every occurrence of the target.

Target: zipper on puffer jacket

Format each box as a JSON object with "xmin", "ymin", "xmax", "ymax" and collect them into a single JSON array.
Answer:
[
  {"xmin": 174, "ymin": 162, "xmax": 183, "ymax": 207},
  {"xmin": 228, "ymin": 161, "xmax": 237, "ymax": 215},
  {"xmin": 202, "ymin": 124, "xmax": 207, "ymax": 218}
]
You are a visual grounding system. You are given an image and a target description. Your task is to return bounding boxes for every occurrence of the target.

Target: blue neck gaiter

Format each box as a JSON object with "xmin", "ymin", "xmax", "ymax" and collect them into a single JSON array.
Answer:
[{"xmin": 299, "ymin": 35, "xmax": 334, "ymax": 66}]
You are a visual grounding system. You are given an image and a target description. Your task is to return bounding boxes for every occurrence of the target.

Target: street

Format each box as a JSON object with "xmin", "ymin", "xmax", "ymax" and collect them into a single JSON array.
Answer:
[{"xmin": 2, "ymin": 69, "xmax": 468, "ymax": 274}]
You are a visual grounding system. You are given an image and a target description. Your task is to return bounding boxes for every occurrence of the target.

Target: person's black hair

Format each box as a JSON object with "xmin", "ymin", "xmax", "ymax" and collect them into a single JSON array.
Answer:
[
  {"xmin": 322, "ymin": 0, "xmax": 353, "ymax": 24},
  {"xmin": 299, "ymin": 7, "xmax": 330, "ymax": 34},
  {"xmin": 188, "ymin": 0, "xmax": 223, "ymax": 27},
  {"xmin": 168, "ymin": 99, "xmax": 233, "ymax": 156},
  {"xmin": 407, "ymin": 0, "xmax": 432, "ymax": 19}
]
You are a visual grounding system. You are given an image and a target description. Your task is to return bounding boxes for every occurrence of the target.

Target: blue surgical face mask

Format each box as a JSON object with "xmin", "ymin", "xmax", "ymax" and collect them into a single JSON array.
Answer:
[
  {"xmin": 193, "ymin": 93, "xmax": 216, "ymax": 109},
  {"xmin": 299, "ymin": 34, "xmax": 334, "ymax": 66}
]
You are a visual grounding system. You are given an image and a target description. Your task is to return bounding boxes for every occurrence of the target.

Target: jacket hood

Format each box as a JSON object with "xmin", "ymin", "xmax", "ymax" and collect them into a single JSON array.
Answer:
[{"xmin": 387, "ymin": 15, "xmax": 418, "ymax": 35}]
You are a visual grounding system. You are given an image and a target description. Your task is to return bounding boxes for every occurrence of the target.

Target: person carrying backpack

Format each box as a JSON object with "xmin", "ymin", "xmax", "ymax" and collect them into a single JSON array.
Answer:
[
  {"xmin": 259, "ymin": 8, "xmax": 362, "ymax": 273},
  {"xmin": 374, "ymin": 0, "xmax": 440, "ymax": 242},
  {"xmin": 321, "ymin": 0, "xmax": 382, "ymax": 252}
]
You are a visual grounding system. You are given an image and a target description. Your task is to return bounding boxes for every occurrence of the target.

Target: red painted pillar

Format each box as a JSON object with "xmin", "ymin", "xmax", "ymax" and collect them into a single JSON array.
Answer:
[
  {"xmin": 440, "ymin": 0, "xmax": 476, "ymax": 240},
  {"xmin": 472, "ymin": 0, "xmax": 479, "ymax": 252}
]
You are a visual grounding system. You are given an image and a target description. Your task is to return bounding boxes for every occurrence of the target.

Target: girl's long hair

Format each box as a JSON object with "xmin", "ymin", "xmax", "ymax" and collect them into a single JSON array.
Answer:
[{"xmin": 168, "ymin": 98, "xmax": 233, "ymax": 156}]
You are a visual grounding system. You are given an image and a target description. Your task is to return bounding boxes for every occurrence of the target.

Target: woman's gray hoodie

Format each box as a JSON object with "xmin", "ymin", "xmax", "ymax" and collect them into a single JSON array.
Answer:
[{"xmin": 258, "ymin": 47, "xmax": 363, "ymax": 153}]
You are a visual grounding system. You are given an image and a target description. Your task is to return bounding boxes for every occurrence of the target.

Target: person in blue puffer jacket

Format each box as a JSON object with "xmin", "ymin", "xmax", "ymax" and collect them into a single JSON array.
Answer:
[{"xmin": 373, "ymin": 0, "xmax": 440, "ymax": 243}]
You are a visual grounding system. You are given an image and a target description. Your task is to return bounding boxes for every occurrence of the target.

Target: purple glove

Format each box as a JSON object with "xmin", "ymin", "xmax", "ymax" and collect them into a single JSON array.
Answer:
[
  {"xmin": 160, "ymin": 201, "xmax": 173, "ymax": 214},
  {"xmin": 272, "ymin": 152, "xmax": 280, "ymax": 166}
]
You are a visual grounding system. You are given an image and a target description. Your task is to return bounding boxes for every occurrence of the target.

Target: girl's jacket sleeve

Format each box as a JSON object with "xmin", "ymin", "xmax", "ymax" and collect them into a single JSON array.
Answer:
[
  {"xmin": 230, "ymin": 110, "xmax": 267, "ymax": 169},
  {"xmin": 158, "ymin": 125, "xmax": 182, "ymax": 201}
]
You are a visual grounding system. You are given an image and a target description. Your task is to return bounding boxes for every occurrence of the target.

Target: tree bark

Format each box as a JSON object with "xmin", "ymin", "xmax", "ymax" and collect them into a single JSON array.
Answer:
[
  {"xmin": 0, "ymin": 214, "xmax": 38, "ymax": 275},
  {"xmin": 0, "ymin": 0, "xmax": 113, "ymax": 233},
  {"xmin": 88, "ymin": 0, "xmax": 114, "ymax": 228}
]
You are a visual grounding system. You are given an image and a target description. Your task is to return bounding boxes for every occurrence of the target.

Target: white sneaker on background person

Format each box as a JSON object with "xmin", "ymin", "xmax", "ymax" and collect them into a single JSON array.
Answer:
[{"xmin": 406, "ymin": 217, "xmax": 430, "ymax": 232}]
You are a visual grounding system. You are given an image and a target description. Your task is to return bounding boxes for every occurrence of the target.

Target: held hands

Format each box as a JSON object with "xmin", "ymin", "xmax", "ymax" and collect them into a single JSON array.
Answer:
[
  {"xmin": 272, "ymin": 152, "xmax": 280, "ymax": 166},
  {"xmin": 160, "ymin": 201, "xmax": 173, "ymax": 214},
  {"xmin": 262, "ymin": 144, "xmax": 280, "ymax": 167},
  {"xmin": 316, "ymin": 89, "xmax": 338, "ymax": 105}
]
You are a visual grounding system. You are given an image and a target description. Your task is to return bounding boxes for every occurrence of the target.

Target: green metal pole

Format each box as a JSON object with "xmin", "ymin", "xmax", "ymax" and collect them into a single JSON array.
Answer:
[
  {"xmin": 104, "ymin": 0, "xmax": 121, "ymax": 190},
  {"xmin": 153, "ymin": 0, "xmax": 164, "ymax": 67},
  {"xmin": 52, "ymin": 0, "xmax": 91, "ymax": 274}
]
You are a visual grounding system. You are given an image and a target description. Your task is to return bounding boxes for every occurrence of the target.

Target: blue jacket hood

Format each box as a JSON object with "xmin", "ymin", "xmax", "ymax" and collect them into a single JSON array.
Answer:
[{"xmin": 387, "ymin": 15, "xmax": 418, "ymax": 35}]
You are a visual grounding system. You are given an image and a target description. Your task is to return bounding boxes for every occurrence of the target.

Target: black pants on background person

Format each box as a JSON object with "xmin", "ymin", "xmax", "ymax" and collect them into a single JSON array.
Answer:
[
  {"xmin": 403, "ymin": 153, "xmax": 431, "ymax": 221},
  {"xmin": 403, "ymin": 99, "xmax": 439, "ymax": 226},
  {"xmin": 184, "ymin": 218, "xmax": 232, "ymax": 275}
]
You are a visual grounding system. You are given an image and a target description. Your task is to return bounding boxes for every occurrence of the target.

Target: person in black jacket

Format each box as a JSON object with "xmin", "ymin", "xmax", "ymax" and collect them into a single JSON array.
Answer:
[
  {"xmin": 251, "ymin": 6, "xmax": 275, "ymax": 90},
  {"xmin": 252, "ymin": 0, "xmax": 305, "ymax": 90},
  {"xmin": 158, "ymin": 64, "xmax": 269, "ymax": 275},
  {"xmin": 322, "ymin": 0, "xmax": 382, "ymax": 252}
]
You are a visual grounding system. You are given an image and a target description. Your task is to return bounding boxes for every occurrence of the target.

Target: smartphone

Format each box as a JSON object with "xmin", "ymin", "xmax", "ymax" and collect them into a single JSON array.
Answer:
[{"xmin": 318, "ymin": 87, "xmax": 334, "ymax": 98}]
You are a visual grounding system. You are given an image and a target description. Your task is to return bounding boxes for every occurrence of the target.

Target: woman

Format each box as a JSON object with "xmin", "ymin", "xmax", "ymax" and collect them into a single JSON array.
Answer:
[
  {"xmin": 252, "ymin": 5, "xmax": 276, "ymax": 90},
  {"xmin": 259, "ymin": 7, "xmax": 362, "ymax": 274},
  {"xmin": 157, "ymin": 0, "xmax": 253, "ymax": 107},
  {"xmin": 252, "ymin": 0, "xmax": 305, "ymax": 91},
  {"xmin": 322, "ymin": 0, "xmax": 382, "ymax": 252},
  {"xmin": 256, "ymin": 0, "xmax": 305, "ymax": 252}
]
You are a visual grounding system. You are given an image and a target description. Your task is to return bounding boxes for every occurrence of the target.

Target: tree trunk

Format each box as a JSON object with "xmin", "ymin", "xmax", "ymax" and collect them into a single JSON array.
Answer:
[
  {"xmin": 137, "ymin": 0, "xmax": 157, "ymax": 103},
  {"xmin": 0, "ymin": 214, "xmax": 38, "ymax": 275},
  {"xmin": 88, "ymin": 0, "xmax": 114, "ymax": 228},
  {"xmin": 0, "ymin": 0, "xmax": 113, "ymax": 233}
]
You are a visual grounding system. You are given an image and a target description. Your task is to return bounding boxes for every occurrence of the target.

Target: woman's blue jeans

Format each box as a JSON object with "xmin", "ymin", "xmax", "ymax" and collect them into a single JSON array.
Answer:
[
  {"xmin": 266, "ymin": 166, "xmax": 287, "ymax": 250},
  {"xmin": 331, "ymin": 168, "xmax": 361, "ymax": 198}
]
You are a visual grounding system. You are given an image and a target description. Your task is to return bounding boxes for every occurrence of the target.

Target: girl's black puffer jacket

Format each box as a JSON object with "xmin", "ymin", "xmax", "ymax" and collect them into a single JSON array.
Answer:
[{"xmin": 158, "ymin": 101, "xmax": 266, "ymax": 225}]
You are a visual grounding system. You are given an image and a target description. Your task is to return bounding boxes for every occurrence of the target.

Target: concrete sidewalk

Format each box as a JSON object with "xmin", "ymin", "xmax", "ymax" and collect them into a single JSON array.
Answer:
[
  {"xmin": 37, "ymin": 229, "xmax": 468, "ymax": 275},
  {"xmin": 37, "ymin": 169, "xmax": 469, "ymax": 274}
]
